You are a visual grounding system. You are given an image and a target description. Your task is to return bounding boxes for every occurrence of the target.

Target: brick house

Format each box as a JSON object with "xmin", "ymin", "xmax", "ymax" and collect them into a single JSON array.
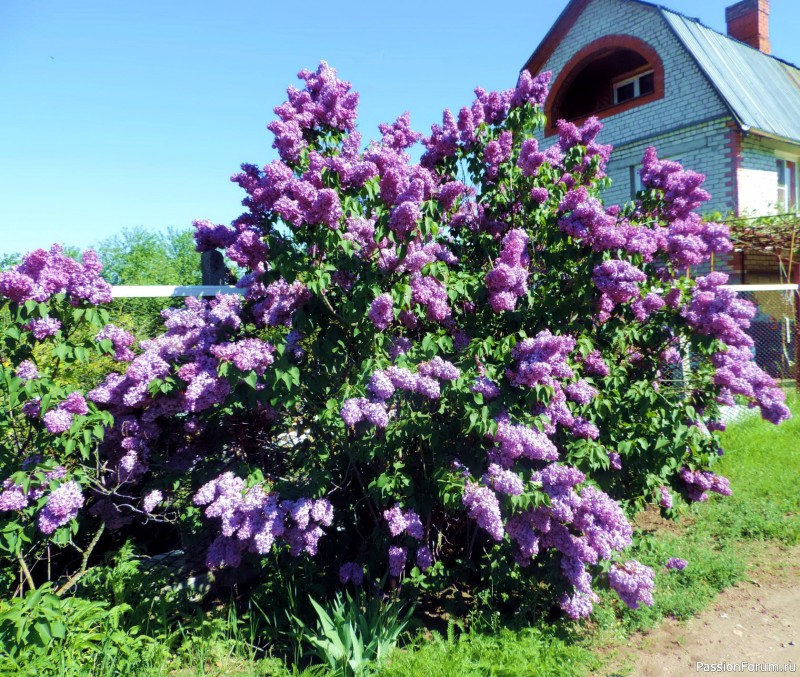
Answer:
[
  {"xmin": 523, "ymin": 0, "xmax": 800, "ymax": 379},
  {"xmin": 523, "ymin": 0, "xmax": 800, "ymax": 221}
]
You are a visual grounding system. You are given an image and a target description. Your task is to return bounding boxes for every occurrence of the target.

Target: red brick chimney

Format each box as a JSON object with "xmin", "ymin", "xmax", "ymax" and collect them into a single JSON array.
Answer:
[{"xmin": 725, "ymin": 0, "xmax": 770, "ymax": 54}]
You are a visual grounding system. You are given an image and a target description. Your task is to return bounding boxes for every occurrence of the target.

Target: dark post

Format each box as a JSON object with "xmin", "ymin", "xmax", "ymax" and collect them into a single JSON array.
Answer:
[{"xmin": 201, "ymin": 250, "xmax": 228, "ymax": 286}]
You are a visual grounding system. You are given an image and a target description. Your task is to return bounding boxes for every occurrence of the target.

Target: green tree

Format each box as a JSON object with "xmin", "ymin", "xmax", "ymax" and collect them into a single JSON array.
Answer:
[{"xmin": 95, "ymin": 227, "xmax": 202, "ymax": 339}]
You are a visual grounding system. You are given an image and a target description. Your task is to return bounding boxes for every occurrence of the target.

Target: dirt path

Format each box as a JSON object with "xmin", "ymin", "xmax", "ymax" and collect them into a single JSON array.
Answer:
[{"xmin": 602, "ymin": 547, "xmax": 800, "ymax": 676}]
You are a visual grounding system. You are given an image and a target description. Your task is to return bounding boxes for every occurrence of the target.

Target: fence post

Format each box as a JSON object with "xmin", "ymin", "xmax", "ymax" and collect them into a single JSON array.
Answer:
[{"xmin": 201, "ymin": 250, "xmax": 229, "ymax": 285}]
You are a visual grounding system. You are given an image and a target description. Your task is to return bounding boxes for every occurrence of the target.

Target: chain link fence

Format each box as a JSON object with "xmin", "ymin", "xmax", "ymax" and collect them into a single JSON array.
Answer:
[{"xmin": 734, "ymin": 285, "xmax": 798, "ymax": 385}]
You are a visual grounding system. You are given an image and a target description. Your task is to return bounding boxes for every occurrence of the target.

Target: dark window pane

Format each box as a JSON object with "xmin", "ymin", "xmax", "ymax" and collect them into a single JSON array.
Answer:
[
  {"xmin": 639, "ymin": 71, "xmax": 655, "ymax": 95},
  {"xmin": 615, "ymin": 82, "xmax": 635, "ymax": 103}
]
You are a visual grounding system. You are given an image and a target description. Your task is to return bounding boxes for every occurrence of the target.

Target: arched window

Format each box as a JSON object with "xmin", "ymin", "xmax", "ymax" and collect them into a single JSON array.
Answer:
[{"xmin": 543, "ymin": 36, "xmax": 665, "ymax": 134}]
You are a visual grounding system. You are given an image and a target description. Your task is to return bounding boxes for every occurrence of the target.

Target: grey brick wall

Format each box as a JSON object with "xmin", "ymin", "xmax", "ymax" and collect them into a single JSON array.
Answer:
[{"xmin": 603, "ymin": 117, "xmax": 734, "ymax": 214}]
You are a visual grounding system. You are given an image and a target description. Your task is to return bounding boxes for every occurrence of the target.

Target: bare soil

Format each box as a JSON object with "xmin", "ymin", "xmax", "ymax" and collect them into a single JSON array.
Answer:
[{"xmin": 600, "ymin": 546, "xmax": 800, "ymax": 676}]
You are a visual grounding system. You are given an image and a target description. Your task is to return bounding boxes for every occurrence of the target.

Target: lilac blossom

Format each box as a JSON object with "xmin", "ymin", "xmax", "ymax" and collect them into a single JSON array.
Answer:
[
  {"xmin": 485, "ymin": 228, "xmax": 529, "ymax": 313},
  {"xmin": 489, "ymin": 418, "xmax": 559, "ymax": 465},
  {"xmin": 507, "ymin": 329, "xmax": 575, "ymax": 387},
  {"xmin": 471, "ymin": 376, "xmax": 501, "ymax": 399},
  {"xmin": 593, "ymin": 260, "xmax": 647, "ymax": 309},
  {"xmin": 142, "ymin": 490, "xmax": 163, "ymax": 514},
  {"xmin": 369, "ymin": 294, "xmax": 394, "ymax": 331},
  {"xmin": 26, "ymin": 317, "xmax": 61, "ymax": 340},
  {"xmin": 384, "ymin": 505, "xmax": 424, "ymax": 539},
  {"xmin": 339, "ymin": 562, "xmax": 364, "ymax": 585},
  {"xmin": 62, "ymin": 392, "xmax": 89, "ymax": 415},
  {"xmin": 416, "ymin": 545, "xmax": 433, "ymax": 571},
  {"xmin": 211, "ymin": 339, "xmax": 276, "ymax": 375},
  {"xmin": 0, "ymin": 484, "xmax": 28, "ymax": 512},
  {"xmin": 0, "ymin": 245, "xmax": 112, "ymax": 305},
  {"xmin": 417, "ymin": 356, "xmax": 460, "ymax": 381},
  {"xmin": 43, "ymin": 408, "xmax": 73, "ymax": 434},
  {"xmin": 679, "ymin": 467, "xmax": 732, "ymax": 502},
  {"xmin": 38, "ymin": 481, "xmax": 84, "ymax": 534},
  {"xmin": 252, "ymin": 279, "xmax": 311, "ymax": 327},
  {"xmin": 608, "ymin": 560, "xmax": 655, "ymax": 609},
  {"xmin": 462, "ymin": 482, "xmax": 504, "ymax": 541},
  {"xmin": 96, "ymin": 324, "xmax": 136, "ymax": 361},
  {"xmin": 564, "ymin": 380, "xmax": 597, "ymax": 405},
  {"xmin": 582, "ymin": 350, "xmax": 610, "ymax": 377},
  {"xmin": 665, "ymin": 557, "xmax": 687, "ymax": 571},
  {"xmin": 410, "ymin": 275, "xmax": 451, "ymax": 322},
  {"xmin": 482, "ymin": 464, "xmax": 523, "ymax": 496},
  {"xmin": 16, "ymin": 360, "xmax": 39, "ymax": 381},
  {"xmin": 388, "ymin": 545, "xmax": 407, "ymax": 577}
]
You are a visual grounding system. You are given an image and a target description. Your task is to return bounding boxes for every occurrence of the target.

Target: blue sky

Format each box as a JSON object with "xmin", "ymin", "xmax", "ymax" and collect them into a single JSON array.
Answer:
[{"xmin": 2, "ymin": 0, "xmax": 799, "ymax": 256}]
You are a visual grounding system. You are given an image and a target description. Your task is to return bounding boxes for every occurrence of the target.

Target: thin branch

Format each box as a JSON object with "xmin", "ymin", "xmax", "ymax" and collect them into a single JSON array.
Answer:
[
  {"xmin": 17, "ymin": 551, "xmax": 35, "ymax": 592},
  {"xmin": 320, "ymin": 291, "xmax": 345, "ymax": 324},
  {"xmin": 55, "ymin": 522, "xmax": 105, "ymax": 596}
]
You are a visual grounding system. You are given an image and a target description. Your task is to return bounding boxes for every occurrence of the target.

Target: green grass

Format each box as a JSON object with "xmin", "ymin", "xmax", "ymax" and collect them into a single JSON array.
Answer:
[
  {"xmin": 378, "ymin": 624, "xmax": 598, "ymax": 677},
  {"xmin": 2, "ymin": 394, "xmax": 797, "ymax": 676},
  {"xmin": 697, "ymin": 393, "xmax": 800, "ymax": 544}
]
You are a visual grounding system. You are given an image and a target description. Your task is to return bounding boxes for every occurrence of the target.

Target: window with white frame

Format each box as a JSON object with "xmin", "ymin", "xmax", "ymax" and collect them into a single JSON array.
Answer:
[
  {"xmin": 613, "ymin": 70, "xmax": 655, "ymax": 105},
  {"xmin": 776, "ymin": 156, "xmax": 798, "ymax": 212}
]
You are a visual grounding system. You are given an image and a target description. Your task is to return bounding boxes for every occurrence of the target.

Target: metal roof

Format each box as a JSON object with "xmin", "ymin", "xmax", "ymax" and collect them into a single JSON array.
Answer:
[{"xmin": 661, "ymin": 8, "xmax": 800, "ymax": 144}]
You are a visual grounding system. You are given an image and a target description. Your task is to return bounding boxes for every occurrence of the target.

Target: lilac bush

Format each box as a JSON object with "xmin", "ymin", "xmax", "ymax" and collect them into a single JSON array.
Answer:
[{"xmin": 0, "ymin": 62, "xmax": 790, "ymax": 618}]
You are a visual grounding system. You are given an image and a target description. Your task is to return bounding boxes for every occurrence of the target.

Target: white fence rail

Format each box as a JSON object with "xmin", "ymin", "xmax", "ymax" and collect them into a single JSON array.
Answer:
[
  {"xmin": 111, "ymin": 285, "xmax": 245, "ymax": 299},
  {"xmin": 109, "ymin": 284, "xmax": 800, "ymax": 298}
]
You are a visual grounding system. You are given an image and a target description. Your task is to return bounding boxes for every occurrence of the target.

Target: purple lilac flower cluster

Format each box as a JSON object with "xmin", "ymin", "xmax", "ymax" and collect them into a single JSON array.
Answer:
[
  {"xmin": 383, "ymin": 505, "xmax": 424, "ymax": 539},
  {"xmin": 421, "ymin": 70, "xmax": 550, "ymax": 167},
  {"xmin": 251, "ymin": 279, "xmax": 311, "ymax": 328},
  {"xmin": 340, "ymin": 358, "xmax": 460, "ymax": 430},
  {"xmin": 471, "ymin": 376, "xmax": 501, "ymax": 399},
  {"xmin": 485, "ymin": 228, "xmax": 530, "ymax": 313},
  {"xmin": 581, "ymin": 350, "xmax": 610, "ymax": 377},
  {"xmin": 487, "ymin": 417, "xmax": 558, "ymax": 466},
  {"xmin": 592, "ymin": 260, "xmax": 647, "ymax": 320},
  {"xmin": 38, "ymin": 481, "xmax": 85, "ymax": 535},
  {"xmin": 507, "ymin": 330, "xmax": 575, "ymax": 388},
  {"xmin": 462, "ymin": 482, "xmax": 504, "ymax": 541},
  {"xmin": 665, "ymin": 557, "xmax": 687, "ymax": 570},
  {"xmin": 482, "ymin": 464, "xmax": 523, "ymax": 496},
  {"xmin": 639, "ymin": 147, "xmax": 732, "ymax": 268},
  {"xmin": 608, "ymin": 560, "xmax": 655, "ymax": 609},
  {"xmin": 211, "ymin": 338, "xmax": 276, "ymax": 375},
  {"xmin": 0, "ymin": 482, "xmax": 28, "ymax": 512},
  {"xmin": 25, "ymin": 317, "xmax": 61, "ymax": 340},
  {"xmin": 501, "ymin": 463, "xmax": 640, "ymax": 618},
  {"xmin": 683, "ymin": 272, "xmax": 789, "ymax": 423},
  {"xmin": 86, "ymin": 294, "xmax": 272, "ymax": 484},
  {"xmin": 194, "ymin": 472, "xmax": 333, "ymax": 568},
  {"xmin": 41, "ymin": 391, "xmax": 88, "ymax": 434},
  {"xmin": 96, "ymin": 324, "xmax": 136, "ymax": 362},
  {"xmin": 0, "ymin": 245, "xmax": 112, "ymax": 305},
  {"xmin": 268, "ymin": 61, "xmax": 359, "ymax": 162},
  {"xmin": 368, "ymin": 293, "xmax": 394, "ymax": 331},
  {"xmin": 16, "ymin": 360, "xmax": 39, "ymax": 381},
  {"xmin": 678, "ymin": 467, "xmax": 732, "ymax": 502},
  {"xmin": 142, "ymin": 490, "xmax": 163, "ymax": 514},
  {"xmin": 339, "ymin": 562, "xmax": 364, "ymax": 585}
]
